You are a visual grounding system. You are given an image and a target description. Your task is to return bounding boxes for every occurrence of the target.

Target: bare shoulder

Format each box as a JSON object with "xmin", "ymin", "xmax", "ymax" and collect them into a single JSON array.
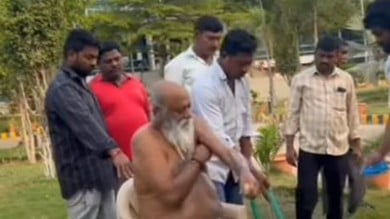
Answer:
[
  {"xmin": 132, "ymin": 125, "xmax": 151, "ymax": 152},
  {"xmin": 132, "ymin": 124, "xmax": 164, "ymax": 157}
]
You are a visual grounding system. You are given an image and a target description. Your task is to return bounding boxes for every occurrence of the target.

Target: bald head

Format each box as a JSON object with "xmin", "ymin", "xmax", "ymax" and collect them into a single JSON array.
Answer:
[
  {"xmin": 150, "ymin": 81, "xmax": 192, "ymax": 123},
  {"xmin": 150, "ymin": 81, "xmax": 195, "ymax": 159},
  {"xmin": 150, "ymin": 81, "xmax": 189, "ymax": 108}
]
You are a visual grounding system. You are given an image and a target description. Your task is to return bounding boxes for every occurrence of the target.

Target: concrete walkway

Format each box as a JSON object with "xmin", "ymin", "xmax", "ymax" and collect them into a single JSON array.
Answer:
[{"xmin": 0, "ymin": 139, "xmax": 21, "ymax": 150}]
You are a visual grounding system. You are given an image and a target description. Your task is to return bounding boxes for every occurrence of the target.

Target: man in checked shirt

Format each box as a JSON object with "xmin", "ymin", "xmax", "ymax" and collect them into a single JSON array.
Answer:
[{"xmin": 285, "ymin": 35, "xmax": 362, "ymax": 219}]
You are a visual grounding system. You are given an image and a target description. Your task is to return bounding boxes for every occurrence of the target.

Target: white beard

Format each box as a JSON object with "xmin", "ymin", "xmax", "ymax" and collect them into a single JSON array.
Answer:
[{"xmin": 160, "ymin": 117, "xmax": 195, "ymax": 160}]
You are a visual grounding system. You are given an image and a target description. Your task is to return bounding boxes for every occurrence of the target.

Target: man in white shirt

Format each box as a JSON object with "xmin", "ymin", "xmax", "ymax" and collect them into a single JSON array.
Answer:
[
  {"xmin": 386, "ymin": 56, "xmax": 390, "ymax": 79},
  {"xmin": 164, "ymin": 16, "xmax": 224, "ymax": 92},
  {"xmin": 191, "ymin": 29, "xmax": 259, "ymax": 205},
  {"xmin": 364, "ymin": 0, "xmax": 390, "ymax": 167},
  {"xmin": 385, "ymin": 55, "xmax": 390, "ymax": 107}
]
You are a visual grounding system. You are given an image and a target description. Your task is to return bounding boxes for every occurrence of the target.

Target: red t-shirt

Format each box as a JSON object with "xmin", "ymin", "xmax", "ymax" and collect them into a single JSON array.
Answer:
[{"xmin": 90, "ymin": 75, "xmax": 150, "ymax": 160}]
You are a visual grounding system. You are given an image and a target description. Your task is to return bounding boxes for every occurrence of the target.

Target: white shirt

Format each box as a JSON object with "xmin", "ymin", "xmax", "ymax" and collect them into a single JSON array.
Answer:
[
  {"xmin": 164, "ymin": 47, "xmax": 216, "ymax": 92},
  {"xmin": 386, "ymin": 56, "xmax": 390, "ymax": 81},
  {"xmin": 191, "ymin": 63, "xmax": 253, "ymax": 183}
]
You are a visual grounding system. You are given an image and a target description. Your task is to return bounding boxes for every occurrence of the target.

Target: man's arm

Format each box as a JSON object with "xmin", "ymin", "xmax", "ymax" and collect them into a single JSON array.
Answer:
[
  {"xmin": 192, "ymin": 85, "xmax": 249, "ymax": 176},
  {"xmin": 284, "ymin": 76, "xmax": 302, "ymax": 147},
  {"xmin": 379, "ymin": 118, "xmax": 390, "ymax": 156},
  {"xmin": 240, "ymin": 79, "xmax": 255, "ymax": 160},
  {"xmin": 194, "ymin": 117, "xmax": 249, "ymax": 177},
  {"xmin": 192, "ymin": 84, "xmax": 236, "ymax": 148},
  {"xmin": 50, "ymin": 84, "xmax": 117, "ymax": 157},
  {"xmin": 194, "ymin": 118, "xmax": 270, "ymax": 197},
  {"xmin": 346, "ymin": 76, "xmax": 361, "ymax": 152},
  {"xmin": 132, "ymin": 130, "xmax": 202, "ymax": 206}
]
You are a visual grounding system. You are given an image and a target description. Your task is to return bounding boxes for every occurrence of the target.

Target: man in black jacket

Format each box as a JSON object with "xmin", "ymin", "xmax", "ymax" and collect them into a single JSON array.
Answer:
[{"xmin": 45, "ymin": 29, "xmax": 132, "ymax": 219}]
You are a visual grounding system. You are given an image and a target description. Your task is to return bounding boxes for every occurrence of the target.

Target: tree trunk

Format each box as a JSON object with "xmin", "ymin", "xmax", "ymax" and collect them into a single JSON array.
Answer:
[
  {"xmin": 17, "ymin": 68, "xmax": 55, "ymax": 178},
  {"xmin": 33, "ymin": 69, "xmax": 56, "ymax": 178},
  {"xmin": 19, "ymin": 82, "xmax": 36, "ymax": 164},
  {"xmin": 38, "ymin": 126, "xmax": 56, "ymax": 178},
  {"xmin": 19, "ymin": 101, "xmax": 32, "ymax": 162}
]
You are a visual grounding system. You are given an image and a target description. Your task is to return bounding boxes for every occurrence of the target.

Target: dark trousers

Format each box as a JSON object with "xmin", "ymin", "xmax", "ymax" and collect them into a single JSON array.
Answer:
[
  {"xmin": 296, "ymin": 150, "xmax": 348, "ymax": 219},
  {"xmin": 322, "ymin": 149, "xmax": 366, "ymax": 215},
  {"xmin": 213, "ymin": 172, "xmax": 243, "ymax": 205}
]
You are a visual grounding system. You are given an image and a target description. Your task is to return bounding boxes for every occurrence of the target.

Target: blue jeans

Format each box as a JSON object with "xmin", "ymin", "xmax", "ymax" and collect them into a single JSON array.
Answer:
[{"xmin": 213, "ymin": 172, "xmax": 243, "ymax": 205}]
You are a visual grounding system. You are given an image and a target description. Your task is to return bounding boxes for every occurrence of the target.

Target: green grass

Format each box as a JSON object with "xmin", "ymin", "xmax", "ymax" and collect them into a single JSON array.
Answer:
[
  {"xmin": 2, "ymin": 163, "xmax": 390, "ymax": 219},
  {"xmin": 260, "ymin": 170, "xmax": 390, "ymax": 219},
  {"xmin": 0, "ymin": 162, "xmax": 66, "ymax": 219},
  {"xmin": 358, "ymin": 88, "xmax": 389, "ymax": 115},
  {"xmin": 0, "ymin": 117, "xmax": 12, "ymax": 133},
  {"xmin": 0, "ymin": 146, "xmax": 27, "ymax": 164}
]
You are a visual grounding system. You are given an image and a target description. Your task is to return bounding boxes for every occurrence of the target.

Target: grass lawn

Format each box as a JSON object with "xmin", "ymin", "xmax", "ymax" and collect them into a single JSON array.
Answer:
[
  {"xmin": 0, "ymin": 162, "xmax": 66, "ymax": 219},
  {"xmin": 2, "ymin": 162, "xmax": 390, "ymax": 219},
  {"xmin": 357, "ymin": 87, "xmax": 389, "ymax": 115}
]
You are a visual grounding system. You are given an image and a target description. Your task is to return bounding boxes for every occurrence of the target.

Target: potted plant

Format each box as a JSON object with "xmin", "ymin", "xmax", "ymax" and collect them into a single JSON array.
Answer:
[{"xmin": 253, "ymin": 123, "xmax": 283, "ymax": 173}]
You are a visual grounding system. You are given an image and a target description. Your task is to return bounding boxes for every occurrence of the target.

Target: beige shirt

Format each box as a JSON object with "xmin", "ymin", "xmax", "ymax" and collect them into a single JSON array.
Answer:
[{"xmin": 285, "ymin": 66, "xmax": 360, "ymax": 156}]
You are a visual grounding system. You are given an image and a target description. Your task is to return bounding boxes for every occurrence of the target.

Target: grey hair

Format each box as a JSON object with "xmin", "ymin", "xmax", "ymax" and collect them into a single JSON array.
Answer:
[{"xmin": 149, "ymin": 85, "xmax": 165, "ymax": 109}]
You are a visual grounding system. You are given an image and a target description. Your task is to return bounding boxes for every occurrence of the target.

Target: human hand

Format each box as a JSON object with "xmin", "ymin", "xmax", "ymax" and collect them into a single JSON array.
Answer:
[
  {"xmin": 286, "ymin": 145, "xmax": 298, "ymax": 166},
  {"xmin": 192, "ymin": 145, "xmax": 212, "ymax": 164},
  {"xmin": 240, "ymin": 167, "xmax": 271, "ymax": 200},
  {"xmin": 110, "ymin": 149, "xmax": 133, "ymax": 179},
  {"xmin": 240, "ymin": 170, "xmax": 259, "ymax": 199},
  {"xmin": 350, "ymin": 139, "xmax": 364, "ymax": 165},
  {"xmin": 250, "ymin": 166, "xmax": 271, "ymax": 199},
  {"xmin": 351, "ymin": 147, "xmax": 364, "ymax": 165}
]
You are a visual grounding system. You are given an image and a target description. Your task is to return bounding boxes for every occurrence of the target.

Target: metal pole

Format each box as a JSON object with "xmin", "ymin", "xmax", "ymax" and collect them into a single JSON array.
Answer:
[
  {"xmin": 360, "ymin": 0, "xmax": 368, "ymax": 63},
  {"xmin": 258, "ymin": 0, "xmax": 274, "ymax": 115}
]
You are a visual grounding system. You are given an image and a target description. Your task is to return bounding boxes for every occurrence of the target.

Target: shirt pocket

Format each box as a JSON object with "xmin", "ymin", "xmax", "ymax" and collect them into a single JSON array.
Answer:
[{"xmin": 333, "ymin": 90, "xmax": 347, "ymax": 111}]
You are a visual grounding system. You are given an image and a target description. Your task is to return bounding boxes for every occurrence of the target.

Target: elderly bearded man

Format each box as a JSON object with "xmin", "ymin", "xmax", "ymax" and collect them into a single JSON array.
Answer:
[{"xmin": 131, "ymin": 81, "xmax": 270, "ymax": 219}]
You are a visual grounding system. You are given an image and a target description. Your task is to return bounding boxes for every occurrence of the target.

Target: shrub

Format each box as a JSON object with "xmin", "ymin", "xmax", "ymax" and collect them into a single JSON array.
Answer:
[{"xmin": 254, "ymin": 123, "xmax": 283, "ymax": 172}]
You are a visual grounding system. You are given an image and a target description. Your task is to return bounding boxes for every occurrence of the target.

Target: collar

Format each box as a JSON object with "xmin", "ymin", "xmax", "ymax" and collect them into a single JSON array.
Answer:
[
  {"xmin": 61, "ymin": 66, "xmax": 83, "ymax": 80},
  {"xmin": 186, "ymin": 46, "xmax": 217, "ymax": 65},
  {"xmin": 96, "ymin": 73, "xmax": 132, "ymax": 81},
  {"xmin": 215, "ymin": 62, "xmax": 228, "ymax": 81},
  {"xmin": 61, "ymin": 66, "xmax": 90, "ymax": 89},
  {"xmin": 313, "ymin": 66, "xmax": 340, "ymax": 77}
]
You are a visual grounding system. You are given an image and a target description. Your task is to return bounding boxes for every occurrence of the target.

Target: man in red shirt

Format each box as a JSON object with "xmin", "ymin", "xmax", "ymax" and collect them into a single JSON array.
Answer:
[{"xmin": 90, "ymin": 42, "xmax": 150, "ymax": 162}]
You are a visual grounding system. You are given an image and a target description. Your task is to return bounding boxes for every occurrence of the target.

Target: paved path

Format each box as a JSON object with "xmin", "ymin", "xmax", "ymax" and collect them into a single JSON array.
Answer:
[{"xmin": 0, "ymin": 139, "xmax": 21, "ymax": 150}]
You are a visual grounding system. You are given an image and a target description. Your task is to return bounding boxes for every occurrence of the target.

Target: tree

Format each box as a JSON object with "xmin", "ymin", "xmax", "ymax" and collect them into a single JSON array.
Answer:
[
  {"xmin": 88, "ymin": 0, "xmax": 263, "ymax": 72},
  {"xmin": 262, "ymin": 0, "xmax": 358, "ymax": 80},
  {"xmin": 0, "ymin": 0, "xmax": 91, "ymax": 178}
]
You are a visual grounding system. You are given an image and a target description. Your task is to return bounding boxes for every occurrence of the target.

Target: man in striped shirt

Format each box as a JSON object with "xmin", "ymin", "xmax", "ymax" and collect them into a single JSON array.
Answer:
[
  {"xmin": 285, "ymin": 35, "xmax": 361, "ymax": 219},
  {"xmin": 45, "ymin": 29, "xmax": 132, "ymax": 219}
]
